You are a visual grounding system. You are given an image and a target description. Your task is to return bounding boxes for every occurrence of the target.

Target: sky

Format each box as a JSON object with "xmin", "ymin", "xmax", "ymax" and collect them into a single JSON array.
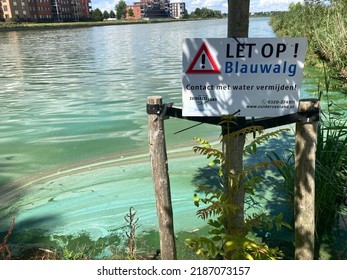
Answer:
[{"xmin": 92, "ymin": 0, "xmax": 303, "ymax": 14}]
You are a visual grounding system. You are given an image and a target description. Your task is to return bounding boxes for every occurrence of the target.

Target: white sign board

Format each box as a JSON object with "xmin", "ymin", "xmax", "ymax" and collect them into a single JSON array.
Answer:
[{"xmin": 182, "ymin": 37, "xmax": 307, "ymax": 117}]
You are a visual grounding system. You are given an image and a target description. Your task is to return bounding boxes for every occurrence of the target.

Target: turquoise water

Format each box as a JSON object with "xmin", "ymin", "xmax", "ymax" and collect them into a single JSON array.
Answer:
[{"xmin": 0, "ymin": 18, "xmax": 345, "ymax": 239}]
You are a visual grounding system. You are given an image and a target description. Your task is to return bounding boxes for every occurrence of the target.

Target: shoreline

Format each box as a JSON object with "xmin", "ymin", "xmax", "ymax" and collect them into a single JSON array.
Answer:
[
  {"xmin": 0, "ymin": 17, "xmax": 273, "ymax": 32},
  {"xmin": 0, "ymin": 18, "xmax": 221, "ymax": 32}
]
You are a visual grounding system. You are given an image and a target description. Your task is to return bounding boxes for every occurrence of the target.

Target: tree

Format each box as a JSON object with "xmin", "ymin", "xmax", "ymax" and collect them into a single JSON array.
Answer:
[
  {"xmin": 228, "ymin": 0, "xmax": 250, "ymax": 37},
  {"xmin": 92, "ymin": 8, "xmax": 104, "ymax": 21},
  {"xmin": 115, "ymin": 0, "xmax": 127, "ymax": 20},
  {"xmin": 109, "ymin": 10, "xmax": 116, "ymax": 18},
  {"xmin": 224, "ymin": 0, "xmax": 250, "ymax": 259},
  {"xmin": 186, "ymin": 119, "xmax": 289, "ymax": 260},
  {"xmin": 189, "ymin": 7, "xmax": 223, "ymax": 19},
  {"xmin": 195, "ymin": 8, "xmax": 201, "ymax": 16},
  {"xmin": 183, "ymin": 9, "xmax": 189, "ymax": 19},
  {"xmin": 103, "ymin": 10, "xmax": 110, "ymax": 19},
  {"xmin": 127, "ymin": 8, "xmax": 134, "ymax": 18}
]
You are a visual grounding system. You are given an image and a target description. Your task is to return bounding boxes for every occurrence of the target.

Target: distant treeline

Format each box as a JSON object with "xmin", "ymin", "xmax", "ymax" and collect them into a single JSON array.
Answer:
[
  {"xmin": 250, "ymin": 11, "xmax": 284, "ymax": 17},
  {"xmin": 92, "ymin": 8, "xmax": 281, "ymax": 22},
  {"xmin": 188, "ymin": 8, "xmax": 225, "ymax": 19},
  {"xmin": 269, "ymin": 0, "xmax": 346, "ymax": 80}
]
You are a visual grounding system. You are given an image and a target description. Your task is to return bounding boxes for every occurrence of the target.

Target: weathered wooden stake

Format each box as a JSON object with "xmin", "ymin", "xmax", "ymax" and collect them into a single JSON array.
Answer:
[
  {"xmin": 147, "ymin": 96, "xmax": 177, "ymax": 260},
  {"xmin": 294, "ymin": 98, "xmax": 319, "ymax": 260}
]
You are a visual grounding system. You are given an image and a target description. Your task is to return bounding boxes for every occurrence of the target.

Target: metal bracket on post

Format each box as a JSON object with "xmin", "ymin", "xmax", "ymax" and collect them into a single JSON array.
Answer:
[
  {"xmin": 295, "ymin": 98, "xmax": 320, "ymax": 124},
  {"xmin": 295, "ymin": 107, "xmax": 320, "ymax": 123},
  {"xmin": 146, "ymin": 102, "xmax": 173, "ymax": 120},
  {"xmin": 147, "ymin": 104, "xmax": 161, "ymax": 115}
]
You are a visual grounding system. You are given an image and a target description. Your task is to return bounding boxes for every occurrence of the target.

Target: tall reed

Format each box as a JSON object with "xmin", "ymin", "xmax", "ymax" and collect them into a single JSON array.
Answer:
[
  {"xmin": 270, "ymin": 0, "xmax": 347, "ymax": 79},
  {"xmin": 269, "ymin": 72, "xmax": 347, "ymax": 258}
]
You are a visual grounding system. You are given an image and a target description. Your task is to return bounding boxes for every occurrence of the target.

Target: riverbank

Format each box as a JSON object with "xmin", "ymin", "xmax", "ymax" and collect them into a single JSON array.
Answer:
[
  {"xmin": 0, "ymin": 16, "xmax": 267, "ymax": 33},
  {"xmin": 0, "ymin": 17, "xmax": 233, "ymax": 32},
  {"xmin": 0, "ymin": 18, "xmax": 188, "ymax": 32}
]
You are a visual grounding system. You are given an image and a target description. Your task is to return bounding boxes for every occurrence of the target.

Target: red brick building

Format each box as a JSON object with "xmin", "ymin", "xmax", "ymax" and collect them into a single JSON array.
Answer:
[
  {"xmin": 126, "ymin": 4, "xmax": 141, "ymax": 20},
  {"xmin": 0, "ymin": 0, "xmax": 91, "ymax": 21}
]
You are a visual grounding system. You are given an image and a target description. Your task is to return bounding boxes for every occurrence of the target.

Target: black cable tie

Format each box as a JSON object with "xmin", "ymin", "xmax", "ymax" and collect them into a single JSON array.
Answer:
[
  {"xmin": 173, "ymin": 122, "xmax": 204, "ymax": 135},
  {"xmin": 233, "ymin": 37, "xmax": 245, "ymax": 50}
]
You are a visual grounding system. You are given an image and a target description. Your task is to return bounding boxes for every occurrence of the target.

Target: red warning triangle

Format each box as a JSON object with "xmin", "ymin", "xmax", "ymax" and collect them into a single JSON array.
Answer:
[{"xmin": 186, "ymin": 42, "xmax": 221, "ymax": 74}]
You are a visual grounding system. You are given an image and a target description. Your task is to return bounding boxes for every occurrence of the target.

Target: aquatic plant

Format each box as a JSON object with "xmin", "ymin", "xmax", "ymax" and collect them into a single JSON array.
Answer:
[{"xmin": 124, "ymin": 207, "xmax": 139, "ymax": 259}]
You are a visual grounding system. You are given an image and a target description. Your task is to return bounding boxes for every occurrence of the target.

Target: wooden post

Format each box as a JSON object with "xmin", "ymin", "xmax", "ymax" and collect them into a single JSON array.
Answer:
[
  {"xmin": 223, "ymin": 131, "xmax": 246, "ymax": 233},
  {"xmin": 294, "ymin": 98, "xmax": 319, "ymax": 260},
  {"xmin": 228, "ymin": 0, "xmax": 250, "ymax": 38},
  {"xmin": 147, "ymin": 96, "xmax": 177, "ymax": 260},
  {"xmin": 223, "ymin": 0, "xmax": 250, "ymax": 240}
]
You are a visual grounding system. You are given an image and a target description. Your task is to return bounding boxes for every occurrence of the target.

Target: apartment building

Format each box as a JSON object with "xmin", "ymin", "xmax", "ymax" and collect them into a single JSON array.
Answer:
[
  {"xmin": 0, "ymin": 0, "xmax": 91, "ymax": 21},
  {"xmin": 170, "ymin": 2, "xmax": 185, "ymax": 19},
  {"xmin": 126, "ymin": 0, "xmax": 184, "ymax": 20},
  {"xmin": 143, "ymin": 0, "xmax": 170, "ymax": 18}
]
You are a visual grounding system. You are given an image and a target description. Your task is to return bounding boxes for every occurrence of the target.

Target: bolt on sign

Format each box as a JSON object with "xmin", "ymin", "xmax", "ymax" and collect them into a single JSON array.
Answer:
[{"xmin": 182, "ymin": 37, "xmax": 307, "ymax": 117}]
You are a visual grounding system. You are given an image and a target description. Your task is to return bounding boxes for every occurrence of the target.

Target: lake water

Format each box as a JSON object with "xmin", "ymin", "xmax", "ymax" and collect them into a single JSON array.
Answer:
[
  {"xmin": 0, "ymin": 18, "xmax": 344, "ymax": 240},
  {"xmin": 0, "ymin": 18, "xmax": 276, "ymax": 183}
]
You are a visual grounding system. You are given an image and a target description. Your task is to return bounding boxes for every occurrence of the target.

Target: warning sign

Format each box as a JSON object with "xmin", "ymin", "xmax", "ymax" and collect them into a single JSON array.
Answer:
[
  {"xmin": 186, "ymin": 42, "xmax": 221, "ymax": 74},
  {"xmin": 182, "ymin": 37, "xmax": 307, "ymax": 117}
]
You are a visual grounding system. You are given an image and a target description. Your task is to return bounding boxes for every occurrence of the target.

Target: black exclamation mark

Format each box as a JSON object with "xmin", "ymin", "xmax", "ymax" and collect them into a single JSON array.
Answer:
[
  {"xmin": 294, "ymin": 43, "xmax": 299, "ymax": 58},
  {"xmin": 201, "ymin": 53, "xmax": 206, "ymax": 69}
]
